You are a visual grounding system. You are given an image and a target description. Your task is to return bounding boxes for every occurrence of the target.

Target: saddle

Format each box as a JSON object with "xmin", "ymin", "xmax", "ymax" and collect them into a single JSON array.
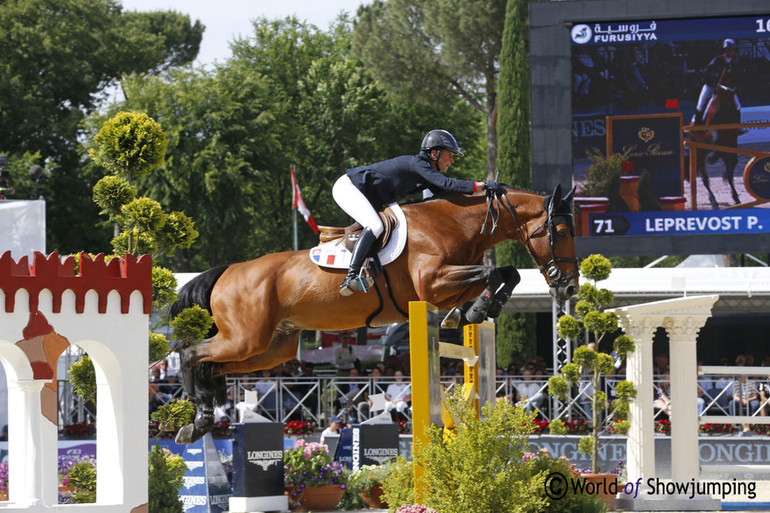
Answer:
[{"xmin": 317, "ymin": 206, "xmax": 399, "ymax": 253}]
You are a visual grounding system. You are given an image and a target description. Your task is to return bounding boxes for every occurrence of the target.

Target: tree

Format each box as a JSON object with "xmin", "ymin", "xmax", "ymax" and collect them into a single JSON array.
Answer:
[
  {"xmin": 96, "ymin": 16, "xmax": 483, "ymax": 269},
  {"xmin": 0, "ymin": 0, "xmax": 202, "ymax": 254},
  {"xmin": 493, "ymin": 0, "xmax": 536, "ymax": 365},
  {"xmin": 352, "ymin": 0, "xmax": 507, "ymax": 182}
]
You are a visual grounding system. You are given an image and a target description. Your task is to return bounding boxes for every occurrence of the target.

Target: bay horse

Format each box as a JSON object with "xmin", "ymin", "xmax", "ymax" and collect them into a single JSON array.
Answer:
[
  {"xmin": 171, "ymin": 184, "xmax": 579, "ymax": 443},
  {"xmin": 688, "ymin": 74, "xmax": 741, "ymax": 209}
]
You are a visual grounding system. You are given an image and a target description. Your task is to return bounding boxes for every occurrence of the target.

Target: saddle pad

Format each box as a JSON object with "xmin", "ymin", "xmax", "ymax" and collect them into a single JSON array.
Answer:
[{"xmin": 308, "ymin": 203, "xmax": 407, "ymax": 269}]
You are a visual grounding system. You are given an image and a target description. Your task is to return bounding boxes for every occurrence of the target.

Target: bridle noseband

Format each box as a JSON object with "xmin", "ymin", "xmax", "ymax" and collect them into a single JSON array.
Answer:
[{"xmin": 481, "ymin": 188, "xmax": 579, "ymax": 289}]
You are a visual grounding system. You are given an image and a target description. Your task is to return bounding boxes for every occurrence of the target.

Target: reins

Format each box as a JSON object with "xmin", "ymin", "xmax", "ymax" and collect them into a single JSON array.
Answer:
[{"xmin": 482, "ymin": 188, "xmax": 579, "ymax": 289}]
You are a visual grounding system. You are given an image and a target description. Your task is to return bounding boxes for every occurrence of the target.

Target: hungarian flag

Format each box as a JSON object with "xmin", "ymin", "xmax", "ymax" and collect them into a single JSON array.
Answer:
[{"xmin": 291, "ymin": 165, "xmax": 319, "ymax": 234}]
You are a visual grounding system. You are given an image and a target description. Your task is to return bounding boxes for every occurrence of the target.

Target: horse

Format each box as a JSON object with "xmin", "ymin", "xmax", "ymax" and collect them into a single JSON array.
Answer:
[
  {"xmin": 687, "ymin": 79, "xmax": 741, "ymax": 209},
  {"xmin": 170, "ymin": 184, "xmax": 580, "ymax": 444}
]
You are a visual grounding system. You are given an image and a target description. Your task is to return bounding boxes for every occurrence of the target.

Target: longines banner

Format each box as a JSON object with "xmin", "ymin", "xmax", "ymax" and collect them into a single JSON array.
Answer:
[
  {"xmin": 530, "ymin": 435, "xmax": 770, "ymax": 477},
  {"xmin": 232, "ymin": 423, "xmax": 284, "ymax": 498},
  {"xmin": 606, "ymin": 113, "xmax": 684, "ymax": 201}
]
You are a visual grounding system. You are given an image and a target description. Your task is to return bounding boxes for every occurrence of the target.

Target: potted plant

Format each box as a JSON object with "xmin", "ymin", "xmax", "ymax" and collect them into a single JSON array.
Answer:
[
  {"xmin": 348, "ymin": 463, "xmax": 392, "ymax": 509},
  {"xmin": 284, "ymin": 439, "xmax": 347, "ymax": 511},
  {"xmin": 548, "ymin": 254, "xmax": 637, "ymax": 509}
]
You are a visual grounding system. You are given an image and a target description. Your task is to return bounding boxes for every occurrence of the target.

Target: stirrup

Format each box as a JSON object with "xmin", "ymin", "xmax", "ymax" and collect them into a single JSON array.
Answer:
[{"xmin": 339, "ymin": 269, "xmax": 374, "ymax": 296}]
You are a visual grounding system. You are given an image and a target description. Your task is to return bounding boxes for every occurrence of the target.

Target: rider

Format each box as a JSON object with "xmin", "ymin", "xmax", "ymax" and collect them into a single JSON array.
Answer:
[
  {"xmin": 332, "ymin": 129, "xmax": 494, "ymax": 296},
  {"xmin": 692, "ymin": 38, "xmax": 740, "ymax": 125}
]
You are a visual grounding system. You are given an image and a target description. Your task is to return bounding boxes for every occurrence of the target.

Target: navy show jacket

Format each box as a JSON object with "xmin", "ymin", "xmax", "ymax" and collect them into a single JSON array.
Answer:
[{"xmin": 346, "ymin": 152, "xmax": 475, "ymax": 210}]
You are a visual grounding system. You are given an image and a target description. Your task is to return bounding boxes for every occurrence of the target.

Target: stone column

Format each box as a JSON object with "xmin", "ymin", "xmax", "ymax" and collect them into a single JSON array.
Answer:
[
  {"xmin": 615, "ymin": 314, "xmax": 660, "ymax": 481},
  {"xmin": 668, "ymin": 315, "xmax": 712, "ymax": 482}
]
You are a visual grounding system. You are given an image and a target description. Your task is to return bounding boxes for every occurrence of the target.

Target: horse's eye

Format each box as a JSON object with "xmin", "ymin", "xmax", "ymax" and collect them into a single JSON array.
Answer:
[{"xmin": 557, "ymin": 229, "xmax": 568, "ymax": 239}]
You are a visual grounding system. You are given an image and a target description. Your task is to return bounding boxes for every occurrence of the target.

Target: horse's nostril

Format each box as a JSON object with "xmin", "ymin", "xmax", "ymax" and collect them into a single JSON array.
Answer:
[{"xmin": 566, "ymin": 285, "xmax": 577, "ymax": 297}]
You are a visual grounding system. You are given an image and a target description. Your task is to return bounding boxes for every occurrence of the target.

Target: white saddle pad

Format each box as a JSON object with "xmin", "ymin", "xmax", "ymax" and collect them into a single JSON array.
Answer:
[{"xmin": 308, "ymin": 203, "xmax": 407, "ymax": 269}]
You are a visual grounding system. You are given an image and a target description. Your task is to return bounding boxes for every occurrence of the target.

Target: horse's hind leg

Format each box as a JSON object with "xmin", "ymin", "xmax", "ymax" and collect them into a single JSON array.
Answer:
[
  {"xmin": 721, "ymin": 153, "xmax": 740, "ymax": 204},
  {"xmin": 214, "ymin": 328, "xmax": 301, "ymax": 376},
  {"xmin": 700, "ymin": 169, "xmax": 719, "ymax": 209},
  {"xmin": 176, "ymin": 346, "xmax": 227, "ymax": 444}
]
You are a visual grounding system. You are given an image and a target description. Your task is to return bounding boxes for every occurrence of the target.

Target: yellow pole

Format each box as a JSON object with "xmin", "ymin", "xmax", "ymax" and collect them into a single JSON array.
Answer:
[{"xmin": 408, "ymin": 301, "xmax": 439, "ymax": 504}]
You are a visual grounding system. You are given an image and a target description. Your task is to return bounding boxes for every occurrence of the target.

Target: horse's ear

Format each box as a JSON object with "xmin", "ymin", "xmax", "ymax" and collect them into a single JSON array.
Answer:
[
  {"xmin": 551, "ymin": 184, "xmax": 562, "ymax": 209},
  {"xmin": 563, "ymin": 186, "xmax": 575, "ymax": 204}
]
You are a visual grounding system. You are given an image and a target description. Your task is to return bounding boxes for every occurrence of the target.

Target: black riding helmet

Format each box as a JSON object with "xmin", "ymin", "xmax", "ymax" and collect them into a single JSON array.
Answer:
[{"xmin": 420, "ymin": 130, "xmax": 465, "ymax": 161}]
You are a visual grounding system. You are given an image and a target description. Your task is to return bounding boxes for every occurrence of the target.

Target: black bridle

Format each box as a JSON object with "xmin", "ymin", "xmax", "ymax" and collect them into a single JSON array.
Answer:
[{"xmin": 481, "ymin": 188, "xmax": 580, "ymax": 289}]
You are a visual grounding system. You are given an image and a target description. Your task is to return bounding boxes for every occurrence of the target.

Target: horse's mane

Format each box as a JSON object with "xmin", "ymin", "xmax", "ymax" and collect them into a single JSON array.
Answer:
[{"xmin": 400, "ymin": 184, "xmax": 542, "ymax": 208}]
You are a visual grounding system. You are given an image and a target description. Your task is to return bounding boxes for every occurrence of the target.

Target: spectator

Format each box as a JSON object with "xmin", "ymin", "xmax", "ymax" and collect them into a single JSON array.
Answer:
[
  {"xmin": 320, "ymin": 417, "xmax": 342, "ymax": 446},
  {"xmin": 334, "ymin": 332, "xmax": 358, "ymax": 376},
  {"xmin": 730, "ymin": 375, "xmax": 759, "ymax": 419},
  {"xmin": 514, "ymin": 369, "xmax": 545, "ymax": 413},
  {"xmin": 385, "ymin": 370, "xmax": 411, "ymax": 420},
  {"xmin": 758, "ymin": 373, "xmax": 770, "ymax": 416},
  {"xmin": 654, "ymin": 374, "xmax": 672, "ymax": 420}
]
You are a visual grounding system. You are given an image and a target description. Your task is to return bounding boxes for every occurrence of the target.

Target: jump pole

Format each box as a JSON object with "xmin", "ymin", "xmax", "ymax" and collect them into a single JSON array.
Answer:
[{"xmin": 408, "ymin": 301, "xmax": 496, "ymax": 503}]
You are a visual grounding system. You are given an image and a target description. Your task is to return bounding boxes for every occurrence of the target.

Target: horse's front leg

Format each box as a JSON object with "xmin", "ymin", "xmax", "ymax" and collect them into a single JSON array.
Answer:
[
  {"xmin": 485, "ymin": 266, "xmax": 521, "ymax": 318},
  {"xmin": 426, "ymin": 264, "xmax": 518, "ymax": 326}
]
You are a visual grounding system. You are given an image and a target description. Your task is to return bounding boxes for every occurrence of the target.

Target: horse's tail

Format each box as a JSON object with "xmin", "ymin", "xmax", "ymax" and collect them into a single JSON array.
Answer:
[{"xmin": 170, "ymin": 265, "xmax": 230, "ymax": 338}]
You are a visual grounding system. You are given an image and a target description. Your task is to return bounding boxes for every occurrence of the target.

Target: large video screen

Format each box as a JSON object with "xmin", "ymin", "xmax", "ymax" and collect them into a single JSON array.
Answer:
[{"xmin": 571, "ymin": 14, "xmax": 770, "ymax": 241}]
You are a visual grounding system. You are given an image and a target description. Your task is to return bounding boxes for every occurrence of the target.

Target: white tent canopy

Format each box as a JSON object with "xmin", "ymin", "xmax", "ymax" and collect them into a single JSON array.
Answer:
[{"xmin": 508, "ymin": 266, "xmax": 770, "ymax": 313}]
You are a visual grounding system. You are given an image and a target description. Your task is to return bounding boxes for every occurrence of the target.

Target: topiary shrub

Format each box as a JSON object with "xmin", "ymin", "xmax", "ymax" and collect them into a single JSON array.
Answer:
[{"xmin": 148, "ymin": 444, "xmax": 186, "ymax": 513}]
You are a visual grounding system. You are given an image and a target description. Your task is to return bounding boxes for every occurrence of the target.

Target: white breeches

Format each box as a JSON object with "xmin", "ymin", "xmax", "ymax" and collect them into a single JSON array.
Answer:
[{"xmin": 332, "ymin": 175, "xmax": 385, "ymax": 237}]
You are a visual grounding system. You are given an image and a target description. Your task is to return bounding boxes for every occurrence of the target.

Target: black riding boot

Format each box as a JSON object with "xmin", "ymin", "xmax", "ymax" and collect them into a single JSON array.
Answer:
[{"xmin": 340, "ymin": 228, "xmax": 377, "ymax": 296}]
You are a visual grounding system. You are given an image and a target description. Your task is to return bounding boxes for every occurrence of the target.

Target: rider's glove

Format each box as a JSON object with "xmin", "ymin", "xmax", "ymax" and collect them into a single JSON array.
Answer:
[{"xmin": 484, "ymin": 180, "xmax": 504, "ymax": 195}]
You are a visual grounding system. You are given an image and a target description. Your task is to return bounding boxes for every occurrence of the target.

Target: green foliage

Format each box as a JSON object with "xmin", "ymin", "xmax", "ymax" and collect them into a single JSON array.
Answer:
[
  {"xmin": 92, "ymin": 175, "xmax": 137, "ymax": 220},
  {"xmin": 553, "ymin": 254, "xmax": 637, "ymax": 473},
  {"xmin": 152, "ymin": 266, "xmax": 178, "ymax": 309},
  {"xmin": 557, "ymin": 315, "xmax": 581, "ymax": 340},
  {"xmin": 148, "ymin": 444, "xmax": 185, "ymax": 513},
  {"xmin": 149, "ymin": 332, "xmax": 171, "ymax": 365},
  {"xmin": 549, "ymin": 419, "xmax": 567, "ymax": 435},
  {"xmin": 613, "ymin": 419, "xmax": 631, "ymax": 436},
  {"xmin": 613, "ymin": 335, "xmax": 635, "ymax": 358},
  {"xmin": 89, "ymin": 111, "xmax": 168, "ymax": 182},
  {"xmin": 68, "ymin": 355, "xmax": 96, "ymax": 402},
  {"xmin": 522, "ymin": 449, "xmax": 607, "ymax": 513},
  {"xmin": 411, "ymin": 391, "xmax": 546, "ymax": 513},
  {"xmin": 66, "ymin": 461, "xmax": 96, "ymax": 503},
  {"xmin": 91, "ymin": 16, "xmax": 483, "ymax": 268},
  {"xmin": 349, "ymin": 463, "xmax": 393, "ymax": 496},
  {"xmin": 578, "ymin": 436, "xmax": 593, "ymax": 457},
  {"xmin": 157, "ymin": 211, "xmax": 198, "ymax": 252},
  {"xmin": 170, "ymin": 305, "xmax": 214, "ymax": 346},
  {"xmin": 151, "ymin": 399, "xmax": 195, "ymax": 431},
  {"xmin": 111, "ymin": 230, "xmax": 158, "ymax": 256},
  {"xmin": 580, "ymin": 254, "xmax": 612, "ymax": 283},
  {"xmin": 121, "ymin": 197, "xmax": 166, "ymax": 233},
  {"xmin": 548, "ymin": 376, "xmax": 569, "ymax": 401},
  {"xmin": 381, "ymin": 456, "xmax": 414, "ymax": 511}
]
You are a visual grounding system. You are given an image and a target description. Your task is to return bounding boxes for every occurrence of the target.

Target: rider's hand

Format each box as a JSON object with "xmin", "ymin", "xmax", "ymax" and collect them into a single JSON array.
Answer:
[{"xmin": 484, "ymin": 180, "xmax": 504, "ymax": 194}]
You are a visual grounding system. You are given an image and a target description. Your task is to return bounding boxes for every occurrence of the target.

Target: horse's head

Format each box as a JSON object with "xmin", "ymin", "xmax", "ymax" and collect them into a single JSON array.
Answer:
[{"xmin": 517, "ymin": 184, "xmax": 580, "ymax": 301}]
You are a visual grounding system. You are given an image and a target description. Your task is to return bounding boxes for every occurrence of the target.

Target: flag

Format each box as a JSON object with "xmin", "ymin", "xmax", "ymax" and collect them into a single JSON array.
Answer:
[{"xmin": 291, "ymin": 165, "xmax": 319, "ymax": 234}]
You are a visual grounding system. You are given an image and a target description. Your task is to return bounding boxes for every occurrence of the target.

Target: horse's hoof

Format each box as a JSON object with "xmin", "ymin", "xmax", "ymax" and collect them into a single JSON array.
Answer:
[
  {"xmin": 732, "ymin": 191, "xmax": 741, "ymax": 204},
  {"xmin": 487, "ymin": 300, "xmax": 504, "ymax": 319},
  {"xmin": 175, "ymin": 423, "xmax": 202, "ymax": 444},
  {"xmin": 441, "ymin": 307, "xmax": 462, "ymax": 329}
]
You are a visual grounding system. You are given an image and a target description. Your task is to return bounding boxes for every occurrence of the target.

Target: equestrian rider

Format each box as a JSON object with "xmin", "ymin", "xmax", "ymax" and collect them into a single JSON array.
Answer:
[
  {"xmin": 332, "ymin": 129, "xmax": 498, "ymax": 296},
  {"xmin": 692, "ymin": 38, "xmax": 740, "ymax": 125}
]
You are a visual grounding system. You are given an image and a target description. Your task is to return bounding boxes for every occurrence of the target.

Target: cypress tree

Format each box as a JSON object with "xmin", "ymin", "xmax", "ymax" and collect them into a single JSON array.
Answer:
[{"xmin": 494, "ymin": 0, "xmax": 537, "ymax": 366}]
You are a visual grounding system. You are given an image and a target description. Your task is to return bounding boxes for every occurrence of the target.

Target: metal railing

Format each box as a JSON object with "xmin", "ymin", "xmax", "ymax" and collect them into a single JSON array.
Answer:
[{"xmin": 53, "ymin": 369, "xmax": 770, "ymax": 432}]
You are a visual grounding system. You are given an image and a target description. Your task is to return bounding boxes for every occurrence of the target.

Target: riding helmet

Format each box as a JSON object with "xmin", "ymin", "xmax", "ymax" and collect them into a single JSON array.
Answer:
[
  {"xmin": 420, "ymin": 129, "xmax": 464, "ymax": 156},
  {"xmin": 723, "ymin": 38, "xmax": 736, "ymax": 49}
]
